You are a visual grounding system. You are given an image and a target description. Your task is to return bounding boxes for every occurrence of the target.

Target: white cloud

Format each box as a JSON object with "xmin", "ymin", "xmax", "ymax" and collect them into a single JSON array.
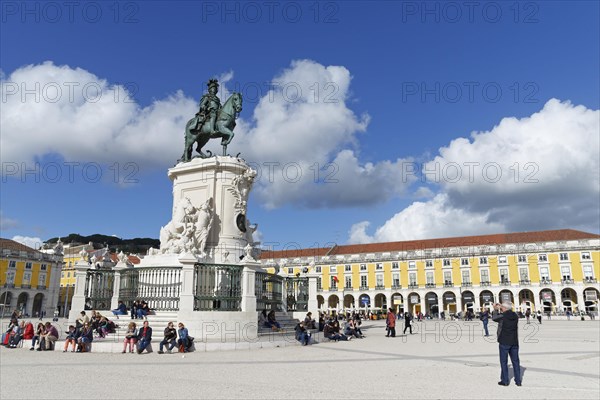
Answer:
[
  {"xmin": 1, "ymin": 60, "xmax": 414, "ymax": 209},
  {"xmin": 1, "ymin": 61, "xmax": 195, "ymax": 168},
  {"xmin": 350, "ymin": 99, "xmax": 600, "ymax": 242},
  {"xmin": 11, "ymin": 235, "xmax": 44, "ymax": 249},
  {"xmin": 0, "ymin": 212, "xmax": 19, "ymax": 231}
]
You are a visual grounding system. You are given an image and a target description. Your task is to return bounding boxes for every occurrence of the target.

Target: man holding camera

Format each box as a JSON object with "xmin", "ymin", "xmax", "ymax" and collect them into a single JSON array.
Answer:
[{"xmin": 492, "ymin": 302, "xmax": 522, "ymax": 386}]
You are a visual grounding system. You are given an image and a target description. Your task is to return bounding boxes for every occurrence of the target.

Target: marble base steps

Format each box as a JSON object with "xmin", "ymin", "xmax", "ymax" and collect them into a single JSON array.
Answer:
[{"xmin": 257, "ymin": 311, "xmax": 302, "ymax": 336}]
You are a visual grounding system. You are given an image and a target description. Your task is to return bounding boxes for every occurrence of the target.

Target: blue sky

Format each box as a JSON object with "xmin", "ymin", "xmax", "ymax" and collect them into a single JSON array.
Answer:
[{"xmin": 1, "ymin": 1, "xmax": 599, "ymax": 251}]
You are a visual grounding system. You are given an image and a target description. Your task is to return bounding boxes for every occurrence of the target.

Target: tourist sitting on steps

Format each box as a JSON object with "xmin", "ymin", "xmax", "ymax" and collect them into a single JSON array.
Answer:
[
  {"xmin": 63, "ymin": 325, "xmax": 77, "ymax": 352},
  {"xmin": 158, "ymin": 322, "xmax": 177, "ymax": 354},
  {"xmin": 122, "ymin": 322, "xmax": 138, "ymax": 353},
  {"xmin": 324, "ymin": 320, "xmax": 351, "ymax": 341},
  {"xmin": 294, "ymin": 321, "xmax": 311, "ymax": 345},
  {"xmin": 136, "ymin": 320, "xmax": 153, "ymax": 354},
  {"xmin": 177, "ymin": 322, "xmax": 193, "ymax": 353},
  {"xmin": 304, "ymin": 312, "xmax": 316, "ymax": 329},
  {"xmin": 76, "ymin": 323, "xmax": 94, "ymax": 352},
  {"xmin": 137, "ymin": 301, "xmax": 150, "ymax": 320},
  {"xmin": 266, "ymin": 310, "xmax": 282, "ymax": 332},
  {"xmin": 112, "ymin": 300, "xmax": 127, "ymax": 319},
  {"xmin": 40, "ymin": 322, "xmax": 58, "ymax": 351},
  {"xmin": 29, "ymin": 322, "xmax": 45, "ymax": 351}
]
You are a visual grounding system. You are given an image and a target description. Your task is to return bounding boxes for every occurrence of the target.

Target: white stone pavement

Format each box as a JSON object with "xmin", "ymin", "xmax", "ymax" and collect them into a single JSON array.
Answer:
[{"xmin": 1, "ymin": 319, "xmax": 598, "ymax": 399}]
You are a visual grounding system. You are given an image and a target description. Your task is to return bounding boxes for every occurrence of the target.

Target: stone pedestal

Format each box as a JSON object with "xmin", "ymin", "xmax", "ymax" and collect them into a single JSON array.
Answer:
[{"xmin": 163, "ymin": 156, "xmax": 257, "ymax": 263}]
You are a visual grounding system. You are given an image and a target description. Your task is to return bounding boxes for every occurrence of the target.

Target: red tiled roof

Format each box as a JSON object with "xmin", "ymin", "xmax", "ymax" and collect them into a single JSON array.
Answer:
[
  {"xmin": 0, "ymin": 238, "xmax": 41, "ymax": 253},
  {"xmin": 261, "ymin": 229, "xmax": 600, "ymax": 260}
]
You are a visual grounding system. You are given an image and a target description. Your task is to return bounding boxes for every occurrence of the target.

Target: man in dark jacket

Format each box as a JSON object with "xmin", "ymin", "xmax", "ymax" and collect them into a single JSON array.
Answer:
[
  {"xmin": 137, "ymin": 320, "xmax": 153, "ymax": 354},
  {"xmin": 492, "ymin": 302, "xmax": 522, "ymax": 386}
]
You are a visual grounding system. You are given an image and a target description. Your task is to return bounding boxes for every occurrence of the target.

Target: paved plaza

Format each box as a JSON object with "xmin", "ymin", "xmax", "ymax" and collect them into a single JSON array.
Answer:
[{"xmin": 1, "ymin": 319, "xmax": 598, "ymax": 399}]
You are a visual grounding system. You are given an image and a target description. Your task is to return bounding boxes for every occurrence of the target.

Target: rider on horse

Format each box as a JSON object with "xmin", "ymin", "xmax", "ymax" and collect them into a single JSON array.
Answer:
[{"xmin": 197, "ymin": 79, "xmax": 221, "ymax": 134}]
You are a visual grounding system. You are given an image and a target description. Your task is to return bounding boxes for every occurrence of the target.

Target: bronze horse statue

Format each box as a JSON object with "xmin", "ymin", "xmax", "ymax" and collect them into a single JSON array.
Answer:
[{"xmin": 180, "ymin": 92, "xmax": 243, "ymax": 161}]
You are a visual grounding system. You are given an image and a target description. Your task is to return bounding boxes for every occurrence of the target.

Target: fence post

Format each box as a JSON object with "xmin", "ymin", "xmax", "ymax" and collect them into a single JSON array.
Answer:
[
  {"xmin": 178, "ymin": 253, "xmax": 196, "ymax": 312},
  {"xmin": 240, "ymin": 261, "xmax": 260, "ymax": 312},
  {"xmin": 110, "ymin": 263, "xmax": 127, "ymax": 310},
  {"xmin": 68, "ymin": 259, "xmax": 90, "ymax": 322},
  {"xmin": 307, "ymin": 273, "xmax": 319, "ymax": 317}
]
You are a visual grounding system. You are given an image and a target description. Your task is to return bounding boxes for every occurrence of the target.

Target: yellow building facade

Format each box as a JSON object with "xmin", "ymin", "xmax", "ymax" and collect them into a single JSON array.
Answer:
[
  {"xmin": 261, "ymin": 229, "xmax": 600, "ymax": 316},
  {"xmin": 0, "ymin": 239, "xmax": 63, "ymax": 318}
]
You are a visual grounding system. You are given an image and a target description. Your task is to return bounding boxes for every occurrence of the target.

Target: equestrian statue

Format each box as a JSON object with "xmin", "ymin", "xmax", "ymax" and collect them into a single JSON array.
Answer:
[{"xmin": 180, "ymin": 79, "xmax": 243, "ymax": 162}]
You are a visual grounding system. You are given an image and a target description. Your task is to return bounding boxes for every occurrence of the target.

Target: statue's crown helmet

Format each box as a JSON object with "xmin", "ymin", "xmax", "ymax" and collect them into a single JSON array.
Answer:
[{"xmin": 207, "ymin": 79, "xmax": 219, "ymax": 90}]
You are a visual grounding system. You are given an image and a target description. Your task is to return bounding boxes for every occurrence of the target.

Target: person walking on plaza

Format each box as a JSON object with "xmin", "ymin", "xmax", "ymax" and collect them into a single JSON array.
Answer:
[
  {"xmin": 386, "ymin": 308, "xmax": 396, "ymax": 337},
  {"xmin": 481, "ymin": 308, "xmax": 490, "ymax": 337},
  {"xmin": 403, "ymin": 312, "xmax": 413, "ymax": 335},
  {"xmin": 492, "ymin": 302, "xmax": 522, "ymax": 387},
  {"xmin": 536, "ymin": 310, "xmax": 542, "ymax": 324},
  {"xmin": 525, "ymin": 309, "xmax": 531, "ymax": 324}
]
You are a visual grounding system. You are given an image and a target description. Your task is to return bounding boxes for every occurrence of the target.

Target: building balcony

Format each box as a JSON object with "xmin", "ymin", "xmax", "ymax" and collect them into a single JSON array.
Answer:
[
  {"xmin": 375, "ymin": 285, "xmax": 385, "ymax": 290},
  {"xmin": 328, "ymin": 287, "xmax": 338, "ymax": 292},
  {"xmin": 461, "ymin": 282, "xmax": 472, "ymax": 288},
  {"xmin": 37, "ymin": 285, "xmax": 46, "ymax": 290},
  {"xmin": 480, "ymin": 281, "xmax": 491, "ymax": 287},
  {"xmin": 408, "ymin": 284, "xmax": 419, "ymax": 289},
  {"xmin": 500, "ymin": 280, "xmax": 511, "ymax": 286},
  {"xmin": 3, "ymin": 283, "xmax": 15, "ymax": 288},
  {"xmin": 317, "ymin": 287, "xmax": 323, "ymax": 292},
  {"xmin": 343, "ymin": 287, "xmax": 355, "ymax": 291},
  {"xmin": 539, "ymin": 279, "xmax": 553, "ymax": 285},
  {"xmin": 443, "ymin": 282, "xmax": 454, "ymax": 288},
  {"xmin": 584, "ymin": 277, "xmax": 597, "ymax": 283},
  {"xmin": 359, "ymin": 286, "xmax": 369, "ymax": 291},
  {"xmin": 425, "ymin": 283, "xmax": 436, "ymax": 288},
  {"xmin": 519, "ymin": 280, "xmax": 531, "ymax": 286},
  {"xmin": 391, "ymin": 284, "xmax": 402, "ymax": 290},
  {"xmin": 561, "ymin": 279, "xmax": 574, "ymax": 285},
  {"xmin": 21, "ymin": 284, "xmax": 31, "ymax": 289}
]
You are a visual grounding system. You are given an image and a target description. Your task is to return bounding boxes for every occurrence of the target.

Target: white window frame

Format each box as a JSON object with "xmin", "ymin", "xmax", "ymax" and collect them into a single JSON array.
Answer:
[
  {"xmin": 38, "ymin": 274, "xmax": 46, "ymax": 286},
  {"xmin": 408, "ymin": 261, "xmax": 416, "ymax": 269},
  {"xmin": 499, "ymin": 268, "xmax": 509, "ymax": 283},
  {"xmin": 461, "ymin": 270, "xmax": 470, "ymax": 284},
  {"xmin": 344, "ymin": 264, "xmax": 352, "ymax": 272},
  {"xmin": 425, "ymin": 260, "xmax": 433, "ymax": 268},
  {"xmin": 6, "ymin": 271, "xmax": 16, "ymax": 285},
  {"xmin": 287, "ymin": 267, "xmax": 294, "ymax": 274},
  {"xmin": 360, "ymin": 264, "xmax": 367, "ymax": 271},
  {"xmin": 375, "ymin": 263, "xmax": 383, "ymax": 270},
  {"xmin": 559, "ymin": 253, "xmax": 569, "ymax": 261},
  {"xmin": 345, "ymin": 275, "xmax": 352, "ymax": 288},
  {"xmin": 498, "ymin": 256, "xmax": 507, "ymax": 264},
  {"xmin": 315, "ymin": 266, "xmax": 322, "ymax": 273},
  {"xmin": 539, "ymin": 254, "xmax": 548, "ymax": 262},
  {"xmin": 316, "ymin": 277, "xmax": 322, "ymax": 290},
  {"xmin": 330, "ymin": 276, "xmax": 337, "ymax": 289},
  {"xmin": 519, "ymin": 267, "xmax": 529, "ymax": 281},
  {"xmin": 376, "ymin": 274, "xmax": 384, "ymax": 287},
  {"xmin": 461, "ymin": 258, "xmax": 469, "ymax": 266},
  {"xmin": 518, "ymin": 255, "xmax": 527, "ymax": 263},
  {"xmin": 392, "ymin": 273, "xmax": 400, "ymax": 287},
  {"xmin": 581, "ymin": 252, "xmax": 591, "ymax": 260},
  {"xmin": 25, "ymin": 262, "xmax": 32, "ymax": 269},
  {"xmin": 443, "ymin": 259, "xmax": 451, "ymax": 267},
  {"xmin": 478, "ymin": 257, "xmax": 488, "ymax": 265},
  {"xmin": 582, "ymin": 265, "xmax": 594, "ymax": 279},
  {"xmin": 330, "ymin": 266, "xmax": 337, "ymax": 273},
  {"xmin": 41, "ymin": 264, "xmax": 47, "ymax": 271},
  {"xmin": 8, "ymin": 260, "xmax": 16, "ymax": 269},
  {"xmin": 426, "ymin": 271, "xmax": 434, "ymax": 284},
  {"xmin": 392, "ymin": 262, "xmax": 399, "ymax": 270},
  {"xmin": 23, "ymin": 272, "xmax": 31, "ymax": 284},
  {"xmin": 409, "ymin": 272, "xmax": 417, "ymax": 285},
  {"xmin": 539, "ymin": 266, "xmax": 550, "ymax": 281},
  {"xmin": 560, "ymin": 265, "xmax": 572, "ymax": 280},
  {"xmin": 443, "ymin": 270, "xmax": 452, "ymax": 284},
  {"xmin": 360, "ymin": 275, "xmax": 368, "ymax": 288},
  {"xmin": 480, "ymin": 269, "xmax": 490, "ymax": 283}
]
